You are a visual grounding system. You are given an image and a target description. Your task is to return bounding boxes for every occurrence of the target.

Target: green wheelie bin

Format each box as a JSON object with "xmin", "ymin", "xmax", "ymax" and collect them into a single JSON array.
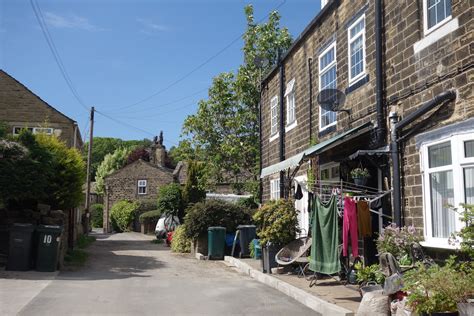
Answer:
[
  {"xmin": 35, "ymin": 225, "xmax": 63, "ymax": 272},
  {"xmin": 208, "ymin": 226, "xmax": 226, "ymax": 260},
  {"xmin": 7, "ymin": 223, "xmax": 35, "ymax": 271}
]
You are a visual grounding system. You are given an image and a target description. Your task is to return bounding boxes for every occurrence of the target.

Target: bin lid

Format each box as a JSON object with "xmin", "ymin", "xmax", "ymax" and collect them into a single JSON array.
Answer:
[
  {"xmin": 37, "ymin": 224, "xmax": 63, "ymax": 233},
  {"xmin": 208, "ymin": 226, "xmax": 226, "ymax": 231},
  {"xmin": 10, "ymin": 223, "xmax": 35, "ymax": 232},
  {"xmin": 237, "ymin": 225, "xmax": 256, "ymax": 229}
]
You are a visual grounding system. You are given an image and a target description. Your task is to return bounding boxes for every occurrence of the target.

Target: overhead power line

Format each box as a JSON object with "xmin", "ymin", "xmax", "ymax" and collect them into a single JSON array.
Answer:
[
  {"xmin": 29, "ymin": 0, "xmax": 89, "ymax": 112},
  {"xmin": 114, "ymin": 0, "xmax": 287, "ymax": 112}
]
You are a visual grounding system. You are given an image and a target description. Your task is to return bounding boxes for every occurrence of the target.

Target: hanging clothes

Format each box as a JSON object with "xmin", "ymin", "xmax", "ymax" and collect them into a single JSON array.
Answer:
[
  {"xmin": 309, "ymin": 195, "xmax": 340, "ymax": 274},
  {"xmin": 343, "ymin": 196, "xmax": 359, "ymax": 257},
  {"xmin": 357, "ymin": 200, "xmax": 372, "ymax": 238}
]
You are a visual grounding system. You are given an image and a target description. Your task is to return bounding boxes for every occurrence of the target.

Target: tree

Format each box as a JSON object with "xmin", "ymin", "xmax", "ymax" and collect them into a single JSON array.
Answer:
[
  {"xmin": 95, "ymin": 147, "xmax": 131, "ymax": 195},
  {"xmin": 179, "ymin": 5, "xmax": 291, "ymax": 196},
  {"xmin": 126, "ymin": 147, "xmax": 150, "ymax": 165},
  {"xmin": 156, "ymin": 183, "xmax": 184, "ymax": 219},
  {"xmin": 182, "ymin": 160, "xmax": 206, "ymax": 206}
]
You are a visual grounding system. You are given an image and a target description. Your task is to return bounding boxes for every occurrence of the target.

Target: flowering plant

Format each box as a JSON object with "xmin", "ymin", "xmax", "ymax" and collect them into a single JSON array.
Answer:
[
  {"xmin": 350, "ymin": 167, "xmax": 370, "ymax": 178},
  {"xmin": 376, "ymin": 223, "xmax": 422, "ymax": 261}
]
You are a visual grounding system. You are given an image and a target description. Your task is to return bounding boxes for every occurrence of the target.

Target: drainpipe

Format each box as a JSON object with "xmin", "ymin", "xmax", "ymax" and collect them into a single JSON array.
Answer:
[
  {"xmin": 307, "ymin": 58, "xmax": 313, "ymax": 142},
  {"xmin": 278, "ymin": 51, "xmax": 286, "ymax": 198},
  {"xmin": 374, "ymin": 0, "xmax": 386, "ymax": 146},
  {"xmin": 390, "ymin": 90, "xmax": 456, "ymax": 227},
  {"xmin": 258, "ymin": 97, "xmax": 263, "ymax": 204}
]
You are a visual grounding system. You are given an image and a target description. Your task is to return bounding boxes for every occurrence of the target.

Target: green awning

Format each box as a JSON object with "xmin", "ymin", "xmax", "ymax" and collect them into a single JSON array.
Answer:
[{"xmin": 260, "ymin": 122, "xmax": 372, "ymax": 178}]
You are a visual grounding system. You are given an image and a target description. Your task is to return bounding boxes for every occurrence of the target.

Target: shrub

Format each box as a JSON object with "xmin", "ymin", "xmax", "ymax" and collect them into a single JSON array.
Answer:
[
  {"xmin": 182, "ymin": 160, "xmax": 206, "ymax": 205},
  {"xmin": 110, "ymin": 200, "xmax": 139, "ymax": 232},
  {"xmin": 253, "ymin": 199, "xmax": 299, "ymax": 246},
  {"xmin": 139, "ymin": 209, "xmax": 162, "ymax": 223},
  {"xmin": 183, "ymin": 199, "xmax": 252, "ymax": 239},
  {"xmin": 157, "ymin": 183, "xmax": 184, "ymax": 218},
  {"xmin": 171, "ymin": 226, "xmax": 191, "ymax": 253},
  {"xmin": 376, "ymin": 223, "xmax": 422, "ymax": 261},
  {"xmin": 236, "ymin": 196, "xmax": 259, "ymax": 210},
  {"xmin": 449, "ymin": 203, "xmax": 474, "ymax": 259},
  {"xmin": 95, "ymin": 147, "xmax": 130, "ymax": 195},
  {"xmin": 90, "ymin": 204, "xmax": 103, "ymax": 228}
]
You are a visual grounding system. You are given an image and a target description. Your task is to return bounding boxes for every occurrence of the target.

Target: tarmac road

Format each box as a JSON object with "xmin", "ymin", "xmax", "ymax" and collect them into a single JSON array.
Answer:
[{"xmin": 9, "ymin": 231, "xmax": 314, "ymax": 316}]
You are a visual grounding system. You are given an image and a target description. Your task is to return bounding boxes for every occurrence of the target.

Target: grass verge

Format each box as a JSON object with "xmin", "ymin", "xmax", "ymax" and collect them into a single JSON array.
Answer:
[{"xmin": 63, "ymin": 234, "xmax": 96, "ymax": 268}]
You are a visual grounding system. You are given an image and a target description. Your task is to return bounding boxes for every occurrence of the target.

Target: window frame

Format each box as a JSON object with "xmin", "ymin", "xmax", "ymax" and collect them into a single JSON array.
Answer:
[
  {"xmin": 270, "ymin": 95, "xmax": 279, "ymax": 138},
  {"xmin": 347, "ymin": 14, "xmax": 366, "ymax": 85},
  {"xmin": 13, "ymin": 126, "xmax": 53, "ymax": 135},
  {"xmin": 285, "ymin": 78, "xmax": 297, "ymax": 131},
  {"xmin": 270, "ymin": 178, "xmax": 280, "ymax": 200},
  {"xmin": 318, "ymin": 41, "xmax": 338, "ymax": 131},
  {"xmin": 423, "ymin": 0, "xmax": 452, "ymax": 36},
  {"xmin": 137, "ymin": 179, "xmax": 147, "ymax": 195},
  {"xmin": 420, "ymin": 133, "xmax": 474, "ymax": 248}
]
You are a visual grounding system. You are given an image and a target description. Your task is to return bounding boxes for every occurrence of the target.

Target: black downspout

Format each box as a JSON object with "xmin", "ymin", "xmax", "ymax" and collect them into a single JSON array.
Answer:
[
  {"xmin": 390, "ymin": 90, "xmax": 456, "ymax": 227},
  {"xmin": 258, "ymin": 97, "xmax": 263, "ymax": 204},
  {"xmin": 308, "ymin": 58, "xmax": 313, "ymax": 142},
  {"xmin": 374, "ymin": 0, "xmax": 386, "ymax": 146},
  {"xmin": 278, "ymin": 51, "xmax": 285, "ymax": 199}
]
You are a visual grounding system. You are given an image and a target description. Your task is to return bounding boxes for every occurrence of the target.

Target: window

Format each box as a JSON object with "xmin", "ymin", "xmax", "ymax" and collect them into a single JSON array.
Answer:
[
  {"xmin": 285, "ymin": 79, "xmax": 296, "ymax": 129},
  {"xmin": 270, "ymin": 178, "xmax": 280, "ymax": 200},
  {"xmin": 318, "ymin": 42, "xmax": 337, "ymax": 130},
  {"xmin": 137, "ymin": 180, "xmax": 147, "ymax": 195},
  {"xmin": 423, "ymin": 0, "xmax": 452, "ymax": 35},
  {"xmin": 421, "ymin": 133, "xmax": 474, "ymax": 247},
  {"xmin": 347, "ymin": 15, "xmax": 366, "ymax": 84},
  {"xmin": 320, "ymin": 162, "xmax": 340, "ymax": 181},
  {"xmin": 270, "ymin": 96, "xmax": 279, "ymax": 137},
  {"xmin": 13, "ymin": 126, "xmax": 53, "ymax": 135}
]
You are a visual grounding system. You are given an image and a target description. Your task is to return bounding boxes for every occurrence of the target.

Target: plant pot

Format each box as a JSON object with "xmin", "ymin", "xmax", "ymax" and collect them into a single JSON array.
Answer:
[
  {"xmin": 353, "ymin": 177, "xmax": 368, "ymax": 186},
  {"xmin": 457, "ymin": 302, "xmax": 474, "ymax": 316},
  {"xmin": 359, "ymin": 283, "xmax": 383, "ymax": 297}
]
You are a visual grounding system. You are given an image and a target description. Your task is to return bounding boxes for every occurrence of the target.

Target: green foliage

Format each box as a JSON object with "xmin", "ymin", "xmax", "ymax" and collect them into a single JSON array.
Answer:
[
  {"xmin": 403, "ymin": 257, "xmax": 474, "ymax": 313},
  {"xmin": 183, "ymin": 160, "xmax": 206, "ymax": 206},
  {"xmin": 236, "ymin": 196, "xmax": 259, "ymax": 210},
  {"xmin": 354, "ymin": 262, "xmax": 385, "ymax": 285},
  {"xmin": 64, "ymin": 249, "xmax": 88, "ymax": 267},
  {"xmin": 253, "ymin": 199, "xmax": 299, "ymax": 246},
  {"xmin": 83, "ymin": 137, "xmax": 152, "ymax": 180},
  {"xmin": 249, "ymin": 240, "xmax": 255, "ymax": 258},
  {"xmin": 376, "ymin": 223, "xmax": 422, "ymax": 260},
  {"xmin": 0, "ymin": 121, "xmax": 8, "ymax": 138},
  {"xmin": 178, "ymin": 5, "xmax": 291, "ymax": 196},
  {"xmin": 95, "ymin": 147, "xmax": 131, "ymax": 195},
  {"xmin": 90, "ymin": 204, "xmax": 103, "ymax": 228},
  {"xmin": 77, "ymin": 235, "xmax": 96, "ymax": 249},
  {"xmin": 151, "ymin": 239, "xmax": 163, "ymax": 244},
  {"xmin": 110, "ymin": 200, "xmax": 139, "ymax": 232},
  {"xmin": 183, "ymin": 199, "xmax": 253, "ymax": 239},
  {"xmin": 139, "ymin": 210, "xmax": 162, "ymax": 223},
  {"xmin": 171, "ymin": 226, "xmax": 191, "ymax": 253},
  {"xmin": 350, "ymin": 167, "xmax": 370, "ymax": 178},
  {"xmin": 157, "ymin": 183, "xmax": 184, "ymax": 218},
  {"xmin": 450, "ymin": 204, "xmax": 474, "ymax": 259}
]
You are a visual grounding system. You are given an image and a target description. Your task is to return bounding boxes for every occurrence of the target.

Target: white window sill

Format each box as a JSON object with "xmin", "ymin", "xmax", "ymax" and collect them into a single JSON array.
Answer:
[
  {"xmin": 420, "ymin": 240, "xmax": 459, "ymax": 250},
  {"xmin": 414, "ymin": 18, "xmax": 459, "ymax": 54},
  {"xmin": 348, "ymin": 72, "xmax": 366, "ymax": 86},
  {"xmin": 285, "ymin": 120, "xmax": 297, "ymax": 133},
  {"xmin": 319, "ymin": 122, "xmax": 337, "ymax": 132},
  {"xmin": 269, "ymin": 132, "xmax": 279, "ymax": 143}
]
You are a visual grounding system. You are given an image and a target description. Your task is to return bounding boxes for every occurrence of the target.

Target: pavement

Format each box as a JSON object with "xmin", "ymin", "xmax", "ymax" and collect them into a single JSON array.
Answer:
[{"xmin": 0, "ymin": 231, "xmax": 315, "ymax": 316}]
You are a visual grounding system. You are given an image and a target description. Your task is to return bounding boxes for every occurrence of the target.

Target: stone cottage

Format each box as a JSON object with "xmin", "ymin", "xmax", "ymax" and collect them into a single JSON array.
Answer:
[{"xmin": 103, "ymin": 137, "xmax": 174, "ymax": 233}]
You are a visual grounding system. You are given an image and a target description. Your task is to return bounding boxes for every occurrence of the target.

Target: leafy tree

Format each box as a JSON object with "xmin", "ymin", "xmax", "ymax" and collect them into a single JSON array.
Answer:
[
  {"xmin": 156, "ymin": 183, "xmax": 184, "ymax": 219},
  {"xmin": 110, "ymin": 200, "xmax": 139, "ymax": 232},
  {"xmin": 183, "ymin": 160, "xmax": 206, "ymax": 206},
  {"xmin": 126, "ymin": 147, "xmax": 150, "ymax": 165},
  {"xmin": 179, "ymin": 5, "xmax": 291, "ymax": 195},
  {"xmin": 95, "ymin": 147, "xmax": 131, "ymax": 195}
]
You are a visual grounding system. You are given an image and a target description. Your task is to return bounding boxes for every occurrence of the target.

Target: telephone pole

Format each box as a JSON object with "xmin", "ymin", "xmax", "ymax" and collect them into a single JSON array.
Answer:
[{"xmin": 84, "ymin": 106, "xmax": 95, "ymax": 234}]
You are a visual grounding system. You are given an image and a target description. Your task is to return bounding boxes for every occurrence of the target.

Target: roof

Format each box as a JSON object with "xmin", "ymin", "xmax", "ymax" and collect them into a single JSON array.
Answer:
[
  {"xmin": 261, "ymin": 0, "xmax": 339, "ymax": 84},
  {"xmin": 0, "ymin": 69, "xmax": 79, "ymax": 124},
  {"xmin": 105, "ymin": 159, "xmax": 174, "ymax": 179}
]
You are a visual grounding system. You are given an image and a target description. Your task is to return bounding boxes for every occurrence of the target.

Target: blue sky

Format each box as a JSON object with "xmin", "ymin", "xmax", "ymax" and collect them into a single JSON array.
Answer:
[{"xmin": 1, "ymin": 0, "xmax": 321, "ymax": 148}]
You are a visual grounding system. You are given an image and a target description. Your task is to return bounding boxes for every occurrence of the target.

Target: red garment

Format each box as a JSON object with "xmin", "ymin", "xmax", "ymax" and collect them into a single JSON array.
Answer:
[{"xmin": 343, "ymin": 197, "xmax": 359, "ymax": 257}]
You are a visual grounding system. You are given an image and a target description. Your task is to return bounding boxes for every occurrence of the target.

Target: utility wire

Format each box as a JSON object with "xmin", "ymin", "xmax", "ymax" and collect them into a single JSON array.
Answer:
[
  {"xmin": 30, "ymin": 0, "xmax": 89, "ymax": 112},
  {"xmin": 113, "ymin": 0, "xmax": 287, "ymax": 112}
]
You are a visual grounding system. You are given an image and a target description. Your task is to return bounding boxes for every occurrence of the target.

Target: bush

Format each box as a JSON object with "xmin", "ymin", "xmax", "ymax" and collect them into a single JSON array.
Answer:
[
  {"xmin": 110, "ymin": 200, "xmax": 139, "ymax": 232},
  {"xmin": 183, "ymin": 199, "xmax": 252, "ymax": 239},
  {"xmin": 171, "ymin": 226, "xmax": 191, "ymax": 253},
  {"xmin": 376, "ymin": 223, "xmax": 422, "ymax": 261},
  {"xmin": 157, "ymin": 183, "xmax": 184, "ymax": 218},
  {"xmin": 90, "ymin": 204, "xmax": 103, "ymax": 228},
  {"xmin": 139, "ymin": 210, "xmax": 162, "ymax": 223},
  {"xmin": 253, "ymin": 199, "xmax": 299, "ymax": 246},
  {"xmin": 236, "ymin": 196, "xmax": 258, "ymax": 210}
]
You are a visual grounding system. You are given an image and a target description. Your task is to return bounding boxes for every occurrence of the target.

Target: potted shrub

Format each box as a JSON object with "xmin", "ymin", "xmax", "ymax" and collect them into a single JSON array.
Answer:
[
  {"xmin": 350, "ymin": 167, "xmax": 370, "ymax": 186},
  {"xmin": 376, "ymin": 223, "xmax": 422, "ymax": 264},
  {"xmin": 252, "ymin": 199, "xmax": 299, "ymax": 273},
  {"xmin": 354, "ymin": 262, "xmax": 385, "ymax": 296},
  {"xmin": 402, "ymin": 257, "xmax": 474, "ymax": 316}
]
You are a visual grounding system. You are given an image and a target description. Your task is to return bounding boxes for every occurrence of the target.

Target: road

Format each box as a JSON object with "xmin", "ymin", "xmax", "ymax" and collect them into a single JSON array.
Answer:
[{"xmin": 11, "ymin": 231, "xmax": 314, "ymax": 316}]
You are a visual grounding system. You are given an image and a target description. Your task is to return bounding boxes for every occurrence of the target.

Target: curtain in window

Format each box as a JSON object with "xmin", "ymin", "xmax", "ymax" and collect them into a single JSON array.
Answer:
[
  {"xmin": 464, "ymin": 167, "xmax": 474, "ymax": 205},
  {"xmin": 430, "ymin": 170, "xmax": 455, "ymax": 238}
]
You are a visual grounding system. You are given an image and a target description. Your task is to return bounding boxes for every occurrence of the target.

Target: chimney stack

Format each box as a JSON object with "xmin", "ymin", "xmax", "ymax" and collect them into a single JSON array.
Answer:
[{"xmin": 152, "ymin": 131, "xmax": 167, "ymax": 167}]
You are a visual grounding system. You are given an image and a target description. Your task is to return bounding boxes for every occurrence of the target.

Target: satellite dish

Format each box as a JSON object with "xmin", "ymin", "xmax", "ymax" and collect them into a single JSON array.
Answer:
[{"xmin": 317, "ymin": 89, "xmax": 347, "ymax": 112}]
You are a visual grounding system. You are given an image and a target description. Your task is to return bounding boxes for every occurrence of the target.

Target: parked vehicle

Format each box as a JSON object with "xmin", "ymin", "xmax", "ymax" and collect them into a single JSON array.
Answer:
[{"xmin": 155, "ymin": 214, "xmax": 180, "ymax": 238}]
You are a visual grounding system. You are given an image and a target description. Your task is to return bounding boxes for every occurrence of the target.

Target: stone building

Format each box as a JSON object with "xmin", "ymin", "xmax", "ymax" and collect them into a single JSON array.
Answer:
[
  {"xmin": 259, "ymin": 0, "xmax": 472, "ymax": 255},
  {"xmin": 103, "ymin": 138, "xmax": 174, "ymax": 233},
  {"xmin": 0, "ymin": 69, "xmax": 83, "ymax": 149}
]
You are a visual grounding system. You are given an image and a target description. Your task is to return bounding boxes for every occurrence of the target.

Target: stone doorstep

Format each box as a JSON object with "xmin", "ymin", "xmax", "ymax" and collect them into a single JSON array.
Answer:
[{"xmin": 223, "ymin": 256, "xmax": 355, "ymax": 316}]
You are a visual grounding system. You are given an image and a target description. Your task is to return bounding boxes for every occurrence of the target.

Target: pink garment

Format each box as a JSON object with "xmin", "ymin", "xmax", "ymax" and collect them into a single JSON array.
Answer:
[{"xmin": 343, "ymin": 197, "xmax": 359, "ymax": 257}]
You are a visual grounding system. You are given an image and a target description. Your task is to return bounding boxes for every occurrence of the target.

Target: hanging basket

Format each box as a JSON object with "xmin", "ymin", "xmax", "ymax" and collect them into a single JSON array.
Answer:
[{"xmin": 353, "ymin": 177, "xmax": 368, "ymax": 186}]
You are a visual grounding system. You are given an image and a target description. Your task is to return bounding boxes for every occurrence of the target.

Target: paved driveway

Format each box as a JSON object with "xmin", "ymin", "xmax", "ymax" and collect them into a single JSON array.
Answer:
[{"xmin": 3, "ymin": 231, "xmax": 313, "ymax": 316}]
